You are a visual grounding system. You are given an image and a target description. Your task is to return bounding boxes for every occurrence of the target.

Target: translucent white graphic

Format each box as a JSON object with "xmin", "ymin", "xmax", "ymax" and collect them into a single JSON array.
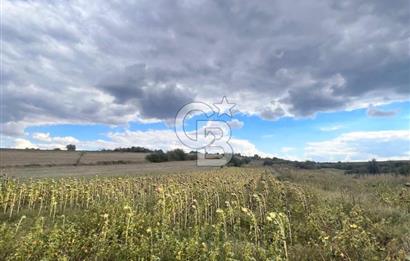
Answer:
[{"xmin": 175, "ymin": 97, "xmax": 236, "ymax": 166}]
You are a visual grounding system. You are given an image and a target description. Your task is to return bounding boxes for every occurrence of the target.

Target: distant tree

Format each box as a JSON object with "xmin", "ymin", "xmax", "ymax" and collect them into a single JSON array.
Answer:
[
  {"xmin": 146, "ymin": 149, "xmax": 199, "ymax": 163},
  {"xmin": 367, "ymin": 159, "xmax": 380, "ymax": 174},
  {"xmin": 227, "ymin": 155, "xmax": 250, "ymax": 167},
  {"xmin": 66, "ymin": 144, "xmax": 76, "ymax": 151},
  {"xmin": 263, "ymin": 158, "xmax": 274, "ymax": 166},
  {"xmin": 166, "ymin": 149, "xmax": 187, "ymax": 161},
  {"xmin": 335, "ymin": 161, "xmax": 343, "ymax": 169},
  {"xmin": 295, "ymin": 160, "xmax": 317, "ymax": 169},
  {"xmin": 186, "ymin": 151, "xmax": 198, "ymax": 160},
  {"xmin": 113, "ymin": 146, "xmax": 152, "ymax": 153},
  {"xmin": 398, "ymin": 165, "xmax": 410, "ymax": 176},
  {"xmin": 146, "ymin": 150, "xmax": 168, "ymax": 162}
]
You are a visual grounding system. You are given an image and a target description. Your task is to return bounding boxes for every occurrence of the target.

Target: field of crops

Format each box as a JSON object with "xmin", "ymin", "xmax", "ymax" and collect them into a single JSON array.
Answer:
[{"xmin": 1, "ymin": 167, "xmax": 409, "ymax": 260}]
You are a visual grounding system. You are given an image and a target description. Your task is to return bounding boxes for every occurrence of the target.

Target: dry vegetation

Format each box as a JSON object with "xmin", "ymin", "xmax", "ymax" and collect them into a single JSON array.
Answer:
[
  {"xmin": 0, "ymin": 150, "xmax": 409, "ymax": 259},
  {"xmin": 0, "ymin": 167, "xmax": 409, "ymax": 260}
]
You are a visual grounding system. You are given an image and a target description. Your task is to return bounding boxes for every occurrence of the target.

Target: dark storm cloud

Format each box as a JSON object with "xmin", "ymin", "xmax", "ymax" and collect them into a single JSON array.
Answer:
[
  {"xmin": 98, "ymin": 64, "xmax": 195, "ymax": 119},
  {"xmin": 259, "ymin": 107, "xmax": 286, "ymax": 121},
  {"xmin": 2, "ymin": 82, "xmax": 136, "ymax": 127},
  {"xmin": 139, "ymin": 84, "xmax": 194, "ymax": 119},
  {"xmin": 2, "ymin": 0, "xmax": 410, "ymax": 134},
  {"xmin": 98, "ymin": 65, "xmax": 147, "ymax": 103},
  {"xmin": 284, "ymin": 85, "xmax": 347, "ymax": 117}
]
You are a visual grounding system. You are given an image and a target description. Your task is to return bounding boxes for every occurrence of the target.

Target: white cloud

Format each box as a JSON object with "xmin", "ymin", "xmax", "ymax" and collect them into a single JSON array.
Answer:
[
  {"xmin": 14, "ymin": 138, "xmax": 38, "ymax": 149},
  {"xmin": 107, "ymin": 129, "xmax": 268, "ymax": 156},
  {"xmin": 305, "ymin": 130, "xmax": 410, "ymax": 162},
  {"xmin": 281, "ymin": 147, "xmax": 295, "ymax": 153},
  {"xmin": 230, "ymin": 139, "xmax": 271, "ymax": 157},
  {"xmin": 227, "ymin": 119, "xmax": 244, "ymax": 129},
  {"xmin": 28, "ymin": 132, "xmax": 79, "ymax": 149},
  {"xmin": 367, "ymin": 104, "xmax": 398, "ymax": 117},
  {"xmin": 19, "ymin": 129, "xmax": 269, "ymax": 157},
  {"xmin": 319, "ymin": 125, "xmax": 343, "ymax": 132},
  {"xmin": 32, "ymin": 132, "xmax": 52, "ymax": 142},
  {"xmin": 0, "ymin": 122, "xmax": 28, "ymax": 137},
  {"xmin": 278, "ymin": 147, "xmax": 303, "ymax": 161},
  {"xmin": 52, "ymin": 136, "xmax": 79, "ymax": 145}
]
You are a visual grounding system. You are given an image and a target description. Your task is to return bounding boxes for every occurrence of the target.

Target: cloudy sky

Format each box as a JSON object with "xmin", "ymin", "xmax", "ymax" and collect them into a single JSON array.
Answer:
[{"xmin": 2, "ymin": 0, "xmax": 410, "ymax": 161}]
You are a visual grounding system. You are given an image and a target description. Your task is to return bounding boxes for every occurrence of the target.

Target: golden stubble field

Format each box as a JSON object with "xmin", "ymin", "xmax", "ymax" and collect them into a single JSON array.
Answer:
[
  {"xmin": 0, "ymin": 149, "xmax": 209, "ymax": 178},
  {"xmin": 0, "ymin": 149, "xmax": 149, "ymax": 167}
]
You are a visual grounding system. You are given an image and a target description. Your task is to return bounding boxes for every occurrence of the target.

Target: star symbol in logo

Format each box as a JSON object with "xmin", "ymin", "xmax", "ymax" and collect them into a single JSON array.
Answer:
[{"xmin": 213, "ymin": 96, "xmax": 236, "ymax": 117}]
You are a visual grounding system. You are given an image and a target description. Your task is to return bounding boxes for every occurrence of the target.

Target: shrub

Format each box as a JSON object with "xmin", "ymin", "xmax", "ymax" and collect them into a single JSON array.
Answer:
[
  {"xmin": 398, "ymin": 165, "xmax": 410, "ymax": 176},
  {"xmin": 227, "ymin": 155, "xmax": 250, "ymax": 167},
  {"xmin": 186, "ymin": 152, "xmax": 198, "ymax": 160},
  {"xmin": 294, "ymin": 160, "xmax": 317, "ymax": 169},
  {"xmin": 146, "ymin": 150, "xmax": 168, "ymax": 162},
  {"xmin": 263, "ymin": 158, "xmax": 274, "ymax": 166},
  {"xmin": 166, "ymin": 149, "xmax": 187, "ymax": 161},
  {"xmin": 146, "ymin": 149, "xmax": 198, "ymax": 163}
]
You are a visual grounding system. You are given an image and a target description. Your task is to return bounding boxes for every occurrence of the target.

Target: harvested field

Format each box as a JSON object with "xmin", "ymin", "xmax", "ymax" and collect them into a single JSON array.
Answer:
[
  {"xmin": 79, "ymin": 151, "xmax": 148, "ymax": 164},
  {"xmin": 1, "ymin": 161, "xmax": 206, "ymax": 178},
  {"xmin": 0, "ymin": 149, "xmax": 149, "ymax": 167}
]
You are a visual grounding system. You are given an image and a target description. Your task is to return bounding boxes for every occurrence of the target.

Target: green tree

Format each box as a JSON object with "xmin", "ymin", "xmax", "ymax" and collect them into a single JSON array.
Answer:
[
  {"xmin": 367, "ymin": 159, "xmax": 380, "ymax": 174},
  {"xmin": 66, "ymin": 144, "xmax": 76, "ymax": 151},
  {"xmin": 166, "ymin": 149, "xmax": 187, "ymax": 161}
]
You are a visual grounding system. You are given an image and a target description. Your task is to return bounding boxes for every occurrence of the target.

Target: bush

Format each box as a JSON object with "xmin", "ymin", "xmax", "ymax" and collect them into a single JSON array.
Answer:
[
  {"xmin": 145, "ymin": 149, "xmax": 196, "ymax": 163},
  {"xmin": 263, "ymin": 158, "xmax": 274, "ymax": 166},
  {"xmin": 186, "ymin": 152, "xmax": 198, "ymax": 160},
  {"xmin": 253, "ymin": 154, "xmax": 261, "ymax": 160},
  {"xmin": 397, "ymin": 165, "xmax": 410, "ymax": 176},
  {"xmin": 166, "ymin": 149, "xmax": 187, "ymax": 161},
  {"xmin": 145, "ymin": 150, "xmax": 168, "ymax": 163},
  {"xmin": 294, "ymin": 161, "xmax": 317, "ymax": 169},
  {"xmin": 227, "ymin": 155, "xmax": 250, "ymax": 167}
]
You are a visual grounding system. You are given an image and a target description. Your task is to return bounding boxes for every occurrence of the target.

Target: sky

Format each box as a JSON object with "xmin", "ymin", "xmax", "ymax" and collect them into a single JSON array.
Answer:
[{"xmin": 1, "ymin": 0, "xmax": 410, "ymax": 161}]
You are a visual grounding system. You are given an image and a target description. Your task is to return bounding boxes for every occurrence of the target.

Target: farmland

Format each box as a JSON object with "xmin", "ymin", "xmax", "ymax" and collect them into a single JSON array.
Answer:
[
  {"xmin": 0, "ymin": 149, "xmax": 409, "ymax": 260},
  {"xmin": 0, "ymin": 149, "xmax": 149, "ymax": 168},
  {"xmin": 1, "ymin": 160, "xmax": 203, "ymax": 179},
  {"xmin": 0, "ymin": 149, "xmax": 207, "ymax": 179}
]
